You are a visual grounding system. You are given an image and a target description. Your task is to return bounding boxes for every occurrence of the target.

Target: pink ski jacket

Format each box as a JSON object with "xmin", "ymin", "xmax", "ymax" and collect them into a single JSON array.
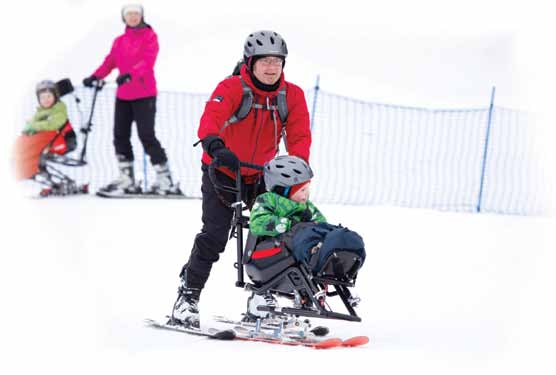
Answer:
[{"xmin": 92, "ymin": 25, "xmax": 158, "ymax": 100}]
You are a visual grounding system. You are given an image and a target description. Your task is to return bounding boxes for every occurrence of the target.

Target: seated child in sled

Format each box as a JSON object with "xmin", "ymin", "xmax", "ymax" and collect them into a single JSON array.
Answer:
[
  {"xmin": 250, "ymin": 160, "xmax": 326, "ymax": 237},
  {"xmin": 249, "ymin": 155, "xmax": 366, "ymax": 280},
  {"xmin": 23, "ymin": 80, "xmax": 68, "ymax": 136},
  {"xmin": 13, "ymin": 80, "xmax": 72, "ymax": 181}
]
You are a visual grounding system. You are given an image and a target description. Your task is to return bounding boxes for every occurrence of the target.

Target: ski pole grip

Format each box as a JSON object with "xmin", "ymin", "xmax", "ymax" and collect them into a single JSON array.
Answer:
[{"xmin": 94, "ymin": 80, "xmax": 106, "ymax": 91}]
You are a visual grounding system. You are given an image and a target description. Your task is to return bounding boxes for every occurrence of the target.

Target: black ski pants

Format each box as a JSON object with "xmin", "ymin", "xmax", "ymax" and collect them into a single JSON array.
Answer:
[
  {"xmin": 180, "ymin": 164, "xmax": 266, "ymax": 290},
  {"xmin": 114, "ymin": 96, "xmax": 167, "ymax": 165}
]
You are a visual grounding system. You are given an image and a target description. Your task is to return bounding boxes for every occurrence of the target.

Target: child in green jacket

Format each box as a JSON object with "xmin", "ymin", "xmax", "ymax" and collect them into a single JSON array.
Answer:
[
  {"xmin": 23, "ymin": 80, "xmax": 68, "ymax": 135},
  {"xmin": 250, "ymin": 155, "xmax": 326, "ymax": 237}
]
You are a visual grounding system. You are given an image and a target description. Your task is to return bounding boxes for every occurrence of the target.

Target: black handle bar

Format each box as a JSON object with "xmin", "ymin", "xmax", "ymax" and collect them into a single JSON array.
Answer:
[
  {"xmin": 78, "ymin": 80, "xmax": 105, "ymax": 162},
  {"xmin": 208, "ymin": 160, "xmax": 264, "ymax": 194},
  {"xmin": 207, "ymin": 160, "xmax": 264, "ymax": 288}
]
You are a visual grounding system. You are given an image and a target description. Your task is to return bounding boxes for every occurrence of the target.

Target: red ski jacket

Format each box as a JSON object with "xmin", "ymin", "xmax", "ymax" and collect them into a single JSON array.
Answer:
[{"xmin": 198, "ymin": 64, "xmax": 311, "ymax": 181}]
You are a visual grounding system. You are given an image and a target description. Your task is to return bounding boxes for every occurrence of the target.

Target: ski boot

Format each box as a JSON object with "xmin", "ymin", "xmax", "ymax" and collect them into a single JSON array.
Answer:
[
  {"xmin": 243, "ymin": 291, "xmax": 279, "ymax": 322},
  {"xmin": 97, "ymin": 156, "xmax": 141, "ymax": 196},
  {"xmin": 147, "ymin": 162, "xmax": 183, "ymax": 195},
  {"xmin": 170, "ymin": 284, "xmax": 201, "ymax": 329}
]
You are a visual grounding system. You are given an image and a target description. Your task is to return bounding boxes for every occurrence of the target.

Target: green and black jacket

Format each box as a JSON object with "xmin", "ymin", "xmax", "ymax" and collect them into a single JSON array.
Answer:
[{"xmin": 249, "ymin": 191, "xmax": 326, "ymax": 237}]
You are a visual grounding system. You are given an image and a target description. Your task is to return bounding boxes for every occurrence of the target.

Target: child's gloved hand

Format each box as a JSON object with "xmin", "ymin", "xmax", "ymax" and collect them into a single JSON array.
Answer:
[
  {"xmin": 298, "ymin": 207, "xmax": 313, "ymax": 222},
  {"xmin": 290, "ymin": 208, "xmax": 314, "ymax": 230},
  {"xmin": 22, "ymin": 127, "xmax": 37, "ymax": 136},
  {"xmin": 23, "ymin": 122, "xmax": 36, "ymax": 134}
]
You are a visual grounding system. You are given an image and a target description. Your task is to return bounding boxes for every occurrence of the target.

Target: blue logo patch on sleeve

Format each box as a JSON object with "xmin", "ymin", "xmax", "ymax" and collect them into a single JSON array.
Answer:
[{"xmin": 212, "ymin": 95, "xmax": 223, "ymax": 103}]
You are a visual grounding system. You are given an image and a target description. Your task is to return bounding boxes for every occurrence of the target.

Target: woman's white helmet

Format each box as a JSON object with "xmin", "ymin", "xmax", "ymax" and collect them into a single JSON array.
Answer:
[{"xmin": 121, "ymin": 4, "xmax": 144, "ymax": 22}]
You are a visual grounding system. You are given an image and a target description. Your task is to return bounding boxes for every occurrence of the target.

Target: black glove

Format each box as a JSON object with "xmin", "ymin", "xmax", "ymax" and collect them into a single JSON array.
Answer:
[
  {"xmin": 116, "ymin": 73, "xmax": 132, "ymax": 86},
  {"xmin": 201, "ymin": 135, "xmax": 224, "ymax": 155},
  {"xmin": 201, "ymin": 135, "xmax": 240, "ymax": 172},
  {"xmin": 298, "ymin": 207, "xmax": 313, "ymax": 222},
  {"xmin": 212, "ymin": 147, "xmax": 240, "ymax": 172},
  {"xmin": 82, "ymin": 75, "xmax": 98, "ymax": 87}
]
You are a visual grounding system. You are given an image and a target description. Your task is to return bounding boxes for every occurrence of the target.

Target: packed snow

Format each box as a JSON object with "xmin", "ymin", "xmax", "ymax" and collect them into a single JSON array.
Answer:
[{"xmin": 1, "ymin": 195, "xmax": 554, "ymax": 374}]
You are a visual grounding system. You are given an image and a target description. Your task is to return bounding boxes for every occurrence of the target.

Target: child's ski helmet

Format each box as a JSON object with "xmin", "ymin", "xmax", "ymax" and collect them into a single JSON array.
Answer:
[
  {"xmin": 35, "ymin": 80, "xmax": 59, "ymax": 102},
  {"xmin": 263, "ymin": 155, "xmax": 313, "ymax": 193}
]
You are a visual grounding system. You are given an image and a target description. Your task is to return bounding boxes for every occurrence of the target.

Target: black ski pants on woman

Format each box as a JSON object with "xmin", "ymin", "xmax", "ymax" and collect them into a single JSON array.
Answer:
[
  {"xmin": 180, "ymin": 163, "xmax": 266, "ymax": 291},
  {"xmin": 114, "ymin": 96, "xmax": 167, "ymax": 165}
]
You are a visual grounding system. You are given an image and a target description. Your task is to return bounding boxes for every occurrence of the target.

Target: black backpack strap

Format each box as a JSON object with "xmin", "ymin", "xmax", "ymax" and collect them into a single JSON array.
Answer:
[
  {"xmin": 222, "ymin": 76, "xmax": 254, "ymax": 132},
  {"xmin": 222, "ymin": 77, "xmax": 289, "ymax": 134},
  {"xmin": 274, "ymin": 86, "xmax": 289, "ymax": 152},
  {"xmin": 235, "ymin": 77, "xmax": 254, "ymax": 120},
  {"xmin": 276, "ymin": 86, "xmax": 288, "ymax": 124}
]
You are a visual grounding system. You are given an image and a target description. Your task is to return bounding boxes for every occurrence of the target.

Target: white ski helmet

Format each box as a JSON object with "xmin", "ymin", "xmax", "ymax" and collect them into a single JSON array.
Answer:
[
  {"xmin": 263, "ymin": 155, "xmax": 313, "ymax": 192},
  {"xmin": 243, "ymin": 30, "xmax": 288, "ymax": 60},
  {"xmin": 121, "ymin": 4, "xmax": 144, "ymax": 22}
]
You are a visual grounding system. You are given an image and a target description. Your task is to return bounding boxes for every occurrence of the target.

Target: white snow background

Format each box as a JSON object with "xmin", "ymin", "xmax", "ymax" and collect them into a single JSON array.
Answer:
[{"xmin": 1, "ymin": 1, "xmax": 555, "ymax": 374}]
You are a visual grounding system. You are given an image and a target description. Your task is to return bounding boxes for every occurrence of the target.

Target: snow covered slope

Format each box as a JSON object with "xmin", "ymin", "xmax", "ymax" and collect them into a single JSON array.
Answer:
[{"xmin": 2, "ymin": 195, "xmax": 555, "ymax": 374}]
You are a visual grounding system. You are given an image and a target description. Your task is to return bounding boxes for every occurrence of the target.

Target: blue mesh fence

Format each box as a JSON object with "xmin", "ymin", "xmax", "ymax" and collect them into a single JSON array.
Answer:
[
  {"xmin": 18, "ymin": 84, "xmax": 548, "ymax": 215},
  {"xmin": 307, "ymin": 89, "xmax": 546, "ymax": 215}
]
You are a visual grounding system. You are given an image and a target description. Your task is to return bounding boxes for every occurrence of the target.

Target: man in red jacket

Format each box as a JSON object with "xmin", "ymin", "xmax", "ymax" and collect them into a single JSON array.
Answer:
[{"xmin": 170, "ymin": 30, "xmax": 312, "ymax": 328}]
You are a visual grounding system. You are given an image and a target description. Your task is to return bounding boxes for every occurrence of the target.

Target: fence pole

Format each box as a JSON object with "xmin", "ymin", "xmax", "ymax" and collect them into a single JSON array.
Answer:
[
  {"xmin": 310, "ymin": 75, "xmax": 320, "ymax": 131},
  {"xmin": 143, "ymin": 152, "xmax": 148, "ymax": 191},
  {"xmin": 477, "ymin": 86, "xmax": 496, "ymax": 213}
]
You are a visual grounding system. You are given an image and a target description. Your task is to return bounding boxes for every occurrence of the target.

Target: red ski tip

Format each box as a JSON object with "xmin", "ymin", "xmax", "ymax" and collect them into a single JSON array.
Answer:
[
  {"xmin": 342, "ymin": 336, "xmax": 369, "ymax": 347},
  {"xmin": 313, "ymin": 338, "xmax": 343, "ymax": 349}
]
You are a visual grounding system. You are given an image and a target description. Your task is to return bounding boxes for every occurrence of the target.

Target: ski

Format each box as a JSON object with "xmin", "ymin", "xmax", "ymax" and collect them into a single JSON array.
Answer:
[
  {"xmin": 229, "ymin": 324, "xmax": 368, "ymax": 348},
  {"xmin": 145, "ymin": 318, "xmax": 368, "ymax": 349},
  {"xmin": 212, "ymin": 315, "xmax": 330, "ymax": 337},
  {"xmin": 38, "ymin": 183, "xmax": 89, "ymax": 198},
  {"xmin": 96, "ymin": 180, "xmax": 197, "ymax": 199},
  {"xmin": 234, "ymin": 334, "xmax": 344, "ymax": 349},
  {"xmin": 96, "ymin": 190, "xmax": 196, "ymax": 199},
  {"xmin": 341, "ymin": 336, "xmax": 370, "ymax": 347},
  {"xmin": 234, "ymin": 334, "xmax": 368, "ymax": 348},
  {"xmin": 145, "ymin": 318, "xmax": 235, "ymax": 339}
]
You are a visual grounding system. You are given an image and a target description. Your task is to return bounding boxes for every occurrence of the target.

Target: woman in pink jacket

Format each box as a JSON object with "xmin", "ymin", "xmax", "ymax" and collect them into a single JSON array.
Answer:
[{"xmin": 83, "ymin": 4, "xmax": 180, "ymax": 196}]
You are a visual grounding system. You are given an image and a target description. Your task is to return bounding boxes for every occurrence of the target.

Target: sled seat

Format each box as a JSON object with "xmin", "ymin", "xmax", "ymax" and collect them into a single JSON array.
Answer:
[
  {"xmin": 243, "ymin": 233, "xmax": 296, "ymax": 286},
  {"xmin": 242, "ymin": 231, "xmax": 362, "ymax": 322},
  {"xmin": 47, "ymin": 121, "xmax": 77, "ymax": 156},
  {"xmin": 243, "ymin": 229, "xmax": 364, "ymax": 287}
]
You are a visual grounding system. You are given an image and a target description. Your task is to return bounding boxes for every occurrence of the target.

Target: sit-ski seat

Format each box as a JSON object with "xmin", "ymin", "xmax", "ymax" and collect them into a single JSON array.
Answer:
[
  {"xmin": 47, "ymin": 121, "xmax": 77, "ymax": 156},
  {"xmin": 242, "ymin": 230, "xmax": 363, "ymax": 322}
]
